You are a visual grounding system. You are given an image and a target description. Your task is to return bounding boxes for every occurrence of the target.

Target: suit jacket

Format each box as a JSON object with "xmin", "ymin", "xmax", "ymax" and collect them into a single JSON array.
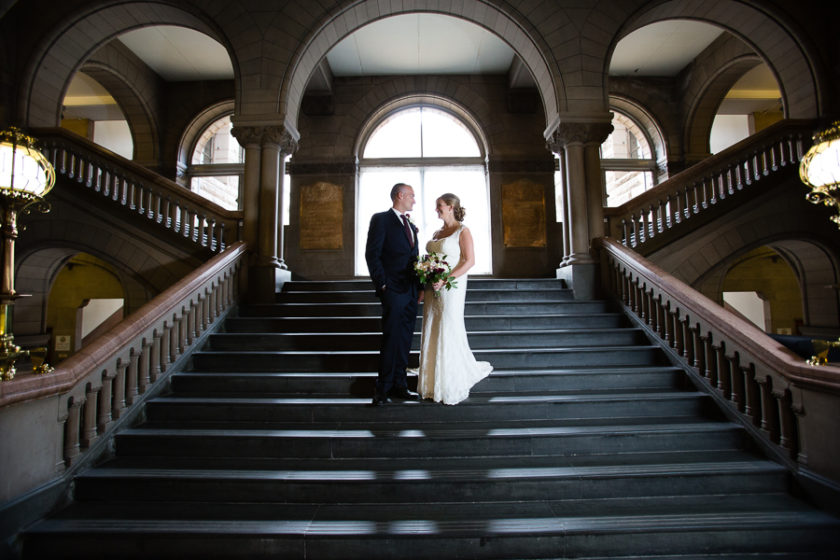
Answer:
[{"xmin": 365, "ymin": 210, "xmax": 420, "ymax": 297}]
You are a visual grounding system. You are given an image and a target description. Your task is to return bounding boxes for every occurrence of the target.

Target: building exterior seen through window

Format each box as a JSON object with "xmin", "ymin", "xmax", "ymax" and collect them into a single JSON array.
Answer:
[{"xmin": 600, "ymin": 112, "xmax": 656, "ymax": 207}]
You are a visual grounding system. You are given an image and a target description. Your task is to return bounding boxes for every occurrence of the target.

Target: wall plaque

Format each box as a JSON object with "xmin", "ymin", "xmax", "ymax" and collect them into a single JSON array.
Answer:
[
  {"xmin": 502, "ymin": 179, "xmax": 546, "ymax": 247},
  {"xmin": 300, "ymin": 182, "xmax": 343, "ymax": 250}
]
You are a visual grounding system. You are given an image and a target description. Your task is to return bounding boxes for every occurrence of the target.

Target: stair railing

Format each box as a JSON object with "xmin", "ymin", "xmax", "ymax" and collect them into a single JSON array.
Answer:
[
  {"xmin": 597, "ymin": 238, "xmax": 840, "ymax": 481},
  {"xmin": 0, "ymin": 242, "xmax": 245, "ymax": 488},
  {"xmin": 604, "ymin": 120, "xmax": 814, "ymax": 251},
  {"xmin": 31, "ymin": 128, "xmax": 243, "ymax": 253}
]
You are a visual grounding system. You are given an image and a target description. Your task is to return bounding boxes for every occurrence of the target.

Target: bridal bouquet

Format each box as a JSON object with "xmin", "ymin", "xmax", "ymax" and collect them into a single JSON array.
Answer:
[{"xmin": 414, "ymin": 252, "xmax": 458, "ymax": 297}]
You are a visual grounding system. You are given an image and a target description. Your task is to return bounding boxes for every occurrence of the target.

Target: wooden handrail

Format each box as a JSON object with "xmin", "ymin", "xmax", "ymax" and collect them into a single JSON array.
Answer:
[
  {"xmin": 597, "ymin": 237, "xmax": 840, "ymax": 468},
  {"xmin": 604, "ymin": 119, "xmax": 816, "ymax": 249},
  {"xmin": 31, "ymin": 127, "xmax": 243, "ymax": 252}
]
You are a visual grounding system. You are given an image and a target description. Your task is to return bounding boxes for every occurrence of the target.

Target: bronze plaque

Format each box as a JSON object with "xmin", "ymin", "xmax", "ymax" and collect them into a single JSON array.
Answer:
[
  {"xmin": 502, "ymin": 179, "xmax": 546, "ymax": 247},
  {"xmin": 300, "ymin": 182, "xmax": 343, "ymax": 250}
]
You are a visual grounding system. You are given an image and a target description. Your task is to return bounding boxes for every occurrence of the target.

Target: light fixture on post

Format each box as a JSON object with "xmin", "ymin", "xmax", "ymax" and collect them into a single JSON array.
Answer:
[
  {"xmin": 799, "ymin": 120, "xmax": 840, "ymax": 228},
  {"xmin": 0, "ymin": 127, "xmax": 55, "ymax": 380}
]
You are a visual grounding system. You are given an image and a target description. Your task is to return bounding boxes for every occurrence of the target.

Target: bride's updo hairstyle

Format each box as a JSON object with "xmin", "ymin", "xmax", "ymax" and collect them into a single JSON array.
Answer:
[{"xmin": 439, "ymin": 193, "xmax": 466, "ymax": 222}]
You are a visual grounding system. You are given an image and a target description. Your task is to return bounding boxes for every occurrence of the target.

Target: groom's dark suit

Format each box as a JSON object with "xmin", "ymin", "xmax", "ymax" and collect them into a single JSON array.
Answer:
[{"xmin": 365, "ymin": 209, "xmax": 420, "ymax": 399}]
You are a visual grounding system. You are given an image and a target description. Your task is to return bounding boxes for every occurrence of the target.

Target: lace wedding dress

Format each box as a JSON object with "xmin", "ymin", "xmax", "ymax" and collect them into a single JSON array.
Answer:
[{"xmin": 416, "ymin": 225, "xmax": 492, "ymax": 404}]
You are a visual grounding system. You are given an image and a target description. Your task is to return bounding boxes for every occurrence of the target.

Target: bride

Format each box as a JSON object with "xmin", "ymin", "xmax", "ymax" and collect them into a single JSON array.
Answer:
[{"xmin": 415, "ymin": 193, "xmax": 492, "ymax": 404}]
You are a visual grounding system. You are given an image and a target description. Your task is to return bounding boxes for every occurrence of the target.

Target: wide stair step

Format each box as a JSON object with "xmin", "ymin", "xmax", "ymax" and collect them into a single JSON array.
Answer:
[{"xmin": 21, "ymin": 278, "xmax": 840, "ymax": 559}]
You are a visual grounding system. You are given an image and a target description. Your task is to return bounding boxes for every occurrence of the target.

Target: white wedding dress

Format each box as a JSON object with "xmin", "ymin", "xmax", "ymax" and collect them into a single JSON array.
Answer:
[{"xmin": 416, "ymin": 225, "xmax": 492, "ymax": 404}]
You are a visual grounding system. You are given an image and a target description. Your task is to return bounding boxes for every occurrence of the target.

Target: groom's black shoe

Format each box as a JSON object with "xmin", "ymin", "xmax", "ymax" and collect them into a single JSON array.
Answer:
[
  {"xmin": 389, "ymin": 387, "xmax": 420, "ymax": 401},
  {"xmin": 371, "ymin": 393, "xmax": 391, "ymax": 406}
]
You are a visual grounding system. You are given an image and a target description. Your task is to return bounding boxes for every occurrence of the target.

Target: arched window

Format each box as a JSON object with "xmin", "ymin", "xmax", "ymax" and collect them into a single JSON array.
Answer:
[
  {"xmin": 187, "ymin": 115, "xmax": 243, "ymax": 210},
  {"xmin": 600, "ymin": 112, "xmax": 656, "ymax": 207},
  {"xmin": 355, "ymin": 106, "xmax": 491, "ymax": 276}
]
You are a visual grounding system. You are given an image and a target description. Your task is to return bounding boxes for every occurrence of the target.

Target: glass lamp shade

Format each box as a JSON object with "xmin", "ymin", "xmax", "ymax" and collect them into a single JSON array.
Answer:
[
  {"xmin": 0, "ymin": 128, "xmax": 55, "ymax": 201},
  {"xmin": 799, "ymin": 122, "xmax": 840, "ymax": 226}
]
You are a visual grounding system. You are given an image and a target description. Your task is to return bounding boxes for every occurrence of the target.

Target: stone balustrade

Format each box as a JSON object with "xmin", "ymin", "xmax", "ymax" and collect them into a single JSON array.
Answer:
[
  {"xmin": 32, "ymin": 128, "xmax": 243, "ymax": 253},
  {"xmin": 598, "ymin": 238, "xmax": 840, "ymax": 487},
  {"xmin": 0, "ymin": 242, "xmax": 245, "ymax": 504},
  {"xmin": 604, "ymin": 120, "xmax": 813, "ymax": 251}
]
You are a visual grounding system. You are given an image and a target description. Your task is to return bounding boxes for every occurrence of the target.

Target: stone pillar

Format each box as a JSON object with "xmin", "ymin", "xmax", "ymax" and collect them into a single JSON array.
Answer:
[
  {"xmin": 546, "ymin": 114, "xmax": 613, "ymax": 299},
  {"xmin": 231, "ymin": 123, "xmax": 298, "ymax": 302}
]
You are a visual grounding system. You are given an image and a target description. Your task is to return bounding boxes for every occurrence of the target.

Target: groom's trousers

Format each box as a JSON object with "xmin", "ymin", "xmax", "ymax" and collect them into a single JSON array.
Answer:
[{"xmin": 377, "ymin": 288, "xmax": 418, "ymax": 396}]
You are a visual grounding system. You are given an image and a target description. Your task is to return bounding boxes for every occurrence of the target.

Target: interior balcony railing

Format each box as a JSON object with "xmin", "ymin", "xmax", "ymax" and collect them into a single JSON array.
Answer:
[
  {"xmin": 604, "ymin": 119, "xmax": 814, "ymax": 253},
  {"xmin": 32, "ymin": 127, "xmax": 243, "ymax": 253},
  {"xmin": 597, "ymin": 237, "xmax": 840, "ymax": 502}
]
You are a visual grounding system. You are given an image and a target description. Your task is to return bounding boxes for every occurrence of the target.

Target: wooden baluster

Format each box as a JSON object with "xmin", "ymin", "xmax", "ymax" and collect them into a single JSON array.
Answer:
[
  {"xmin": 187, "ymin": 300, "xmax": 197, "ymax": 346},
  {"xmin": 756, "ymin": 376, "xmax": 779, "ymax": 443},
  {"xmin": 774, "ymin": 389, "xmax": 796, "ymax": 457},
  {"xmin": 112, "ymin": 359, "xmax": 127, "ymax": 420},
  {"xmin": 125, "ymin": 349, "xmax": 139, "ymax": 406},
  {"xmin": 160, "ymin": 322, "xmax": 172, "ymax": 373},
  {"xmin": 662, "ymin": 301, "xmax": 673, "ymax": 348},
  {"xmin": 758, "ymin": 148, "xmax": 769, "ymax": 178},
  {"xmin": 150, "ymin": 330, "xmax": 162, "ymax": 382},
  {"xmin": 728, "ymin": 352, "xmax": 743, "ymax": 411},
  {"xmin": 139, "ymin": 339, "xmax": 152, "ymax": 394},
  {"xmin": 179, "ymin": 307, "xmax": 189, "ymax": 354},
  {"xmin": 170, "ymin": 315, "xmax": 181, "ymax": 362},
  {"xmin": 207, "ymin": 219, "xmax": 217, "ymax": 249},
  {"xmin": 64, "ymin": 396, "xmax": 83, "ymax": 467},
  {"xmin": 742, "ymin": 364, "xmax": 760, "ymax": 426},
  {"xmin": 715, "ymin": 342, "xmax": 730, "ymax": 398},
  {"xmin": 163, "ymin": 196, "xmax": 172, "ymax": 229},
  {"xmin": 670, "ymin": 308, "xmax": 682, "ymax": 354},
  {"xmin": 696, "ymin": 331, "xmax": 709, "ymax": 379},
  {"xmin": 98, "ymin": 370, "xmax": 114, "ymax": 433},
  {"xmin": 81, "ymin": 383, "xmax": 99, "ymax": 448},
  {"xmin": 707, "ymin": 340, "xmax": 720, "ymax": 389}
]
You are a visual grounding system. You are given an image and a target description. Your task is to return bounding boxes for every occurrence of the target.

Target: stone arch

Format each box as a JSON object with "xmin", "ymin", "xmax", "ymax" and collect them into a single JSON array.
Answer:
[
  {"xmin": 609, "ymin": 95, "xmax": 669, "ymax": 180},
  {"xmin": 19, "ymin": 2, "xmax": 236, "ymax": 128},
  {"xmin": 177, "ymin": 99, "xmax": 236, "ymax": 184},
  {"xmin": 681, "ymin": 55, "xmax": 763, "ymax": 164},
  {"xmin": 77, "ymin": 64, "xmax": 159, "ymax": 167},
  {"xmin": 281, "ymin": 2, "xmax": 563, "ymax": 139},
  {"xmin": 695, "ymin": 239, "xmax": 839, "ymax": 333},
  {"xmin": 13, "ymin": 247, "xmax": 149, "ymax": 340},
  {"xmin": 611, "ymin": 0, "xmax": 825, "ymax": 123}
]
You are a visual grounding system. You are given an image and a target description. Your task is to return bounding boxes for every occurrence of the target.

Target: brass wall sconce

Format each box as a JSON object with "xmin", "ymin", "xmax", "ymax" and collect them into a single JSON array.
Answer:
[
  {"xmin": 0, "ymin": 127, "xmax": 55, "ymax": 380},
  {"xmin": 799, "ymin": 121, "xmax": 840, "ymax": 228}
]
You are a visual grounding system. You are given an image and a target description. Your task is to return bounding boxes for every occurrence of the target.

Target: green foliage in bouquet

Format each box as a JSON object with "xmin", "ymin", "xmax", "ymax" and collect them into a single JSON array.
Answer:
[{"xmin": 414, "ymin": 252, "xmax": 458, "ymax": 295}]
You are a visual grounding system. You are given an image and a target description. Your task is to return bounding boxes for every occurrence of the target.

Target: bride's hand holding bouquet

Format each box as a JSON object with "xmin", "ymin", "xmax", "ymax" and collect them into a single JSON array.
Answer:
[{"xmin": 414, "ymin": 252, "xmax": 457, "ymax": 297}]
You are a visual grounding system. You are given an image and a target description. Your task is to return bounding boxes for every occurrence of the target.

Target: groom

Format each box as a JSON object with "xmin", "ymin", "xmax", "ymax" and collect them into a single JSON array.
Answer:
[{"xmin": 365, "ymin": 183, "xmax": 423, "ymax": 406}]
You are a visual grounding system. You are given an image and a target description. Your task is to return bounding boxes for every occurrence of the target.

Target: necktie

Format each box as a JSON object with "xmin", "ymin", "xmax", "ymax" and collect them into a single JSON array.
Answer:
[{"xmin": 401, "ymin": 214, "xmax": 414, "ymax": 247}]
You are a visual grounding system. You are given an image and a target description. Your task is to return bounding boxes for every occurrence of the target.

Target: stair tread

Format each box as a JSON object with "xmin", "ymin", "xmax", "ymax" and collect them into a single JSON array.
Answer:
[
  {"xmin": 44, "ymin": 492, "xmax": 815, "ymax": 520},
  {"xmin": 151, "ymin": 391, "xmax": 707, "ymax": 405},
  {"xmin": 120, "ymin": 420, "xmax": 741, "ymax": 439},
  {"xmin": 29, "ymin": 509, "xmax": 840, "ymax": 536},
  {"xmin": 78, "ymin": 460, "xmax": 786, "ymax": 482}
]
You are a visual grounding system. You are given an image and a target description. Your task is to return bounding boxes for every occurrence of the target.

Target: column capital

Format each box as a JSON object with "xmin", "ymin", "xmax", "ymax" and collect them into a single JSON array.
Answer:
[
  {"xmin": 545, "ymin": 114, "xmax": 614, "ymax": 153},
  {"xmin": 231, "ymin": 125, "xmax": 299, "ymax": 156}
]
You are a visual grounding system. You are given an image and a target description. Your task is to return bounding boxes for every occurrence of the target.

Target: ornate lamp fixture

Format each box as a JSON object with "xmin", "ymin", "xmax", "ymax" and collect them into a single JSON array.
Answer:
[
  {"xmin": 0, "ymin": 127, "xmax": 55, "ymax": 380},
  {"xmin": 799, "ymin": 121, "xmax": 840, "ymax": 228}
]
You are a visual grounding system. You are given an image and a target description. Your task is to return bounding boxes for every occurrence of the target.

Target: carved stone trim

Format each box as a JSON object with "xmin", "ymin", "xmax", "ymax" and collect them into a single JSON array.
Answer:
[
  {"xmin": 546, "ymin": 121, "xmax": 614, "ymax": 153},
  {"xmin": 231, "ymin": 125, "xmax": 299, "ymax": 156}
]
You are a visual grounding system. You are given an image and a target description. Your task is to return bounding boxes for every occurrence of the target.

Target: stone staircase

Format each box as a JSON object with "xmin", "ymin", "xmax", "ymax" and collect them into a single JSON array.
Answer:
[{"xmin": 20, "ymin": 279, "xmax": 840, "ymax": 558}]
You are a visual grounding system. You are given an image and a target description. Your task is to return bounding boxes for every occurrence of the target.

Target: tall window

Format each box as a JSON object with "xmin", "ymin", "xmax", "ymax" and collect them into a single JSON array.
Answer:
[
  {"xmin": 600, "ymin": 112, "xmax": 656, "ymax": 207},
  {"xmin": 188, "ymin": 115, "xmax": 243, "ymax": 210},
  {"xmin": 355, "ymin": 106, "xmax": 491, "ymax": 276}
]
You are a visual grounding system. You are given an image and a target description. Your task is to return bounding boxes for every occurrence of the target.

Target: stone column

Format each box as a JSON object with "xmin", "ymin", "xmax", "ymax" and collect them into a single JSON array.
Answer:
[
  {"xmin": 230, "ymin": 126, "xmax": 263, "ymax": 249},
  {"xmin": 546, "ymin": 115, "xmax": 613, "ymax": 299},
  {"xmin": 231, "ymin": 123, "xmax": 298, "ymax": 302}
]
